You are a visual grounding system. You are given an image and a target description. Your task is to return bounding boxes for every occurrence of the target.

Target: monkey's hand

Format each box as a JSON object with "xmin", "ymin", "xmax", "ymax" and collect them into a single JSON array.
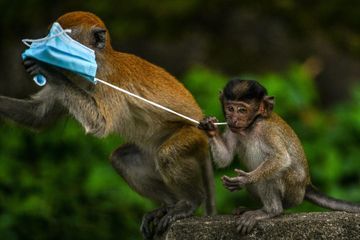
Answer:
[
  {"xmin": 221, "ymin": 169, "xmax": 251, "ymax": 191},
  {"xmin": 198, "ymin": 116, "xmax": 219, "ymax": 137},
  {"xmin": 23, "ymin": 58, "xmax": 70, "ymax": 87}
]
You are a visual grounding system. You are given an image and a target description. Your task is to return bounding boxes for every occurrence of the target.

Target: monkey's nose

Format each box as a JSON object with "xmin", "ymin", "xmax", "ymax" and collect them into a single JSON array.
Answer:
[{"xmin": 231, "ymin": 118, "xmax": 238, "ymax": 125}]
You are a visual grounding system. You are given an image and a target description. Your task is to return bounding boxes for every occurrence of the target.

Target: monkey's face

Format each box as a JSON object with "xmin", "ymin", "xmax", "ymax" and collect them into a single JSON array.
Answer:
[
  {"xmin": 50, "ymin": 12, "xmax": 112, "ymax": 87},
  {"xmin": 56, "ymin": 11, "xmax": 110, "ymax": 54},
  {"xmin": 223, "ymin": 100, "xmax": 258, "ymax": 133}
]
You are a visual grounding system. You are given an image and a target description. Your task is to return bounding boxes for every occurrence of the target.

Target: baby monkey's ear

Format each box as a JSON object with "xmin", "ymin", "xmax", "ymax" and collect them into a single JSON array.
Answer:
[
  {"xmin": 219, "ymin": 91, "xmax": 224, "ymax": 101},
  {"xmin": 259, "ymin": 96, "xmax": 275, "ymax": 117}
]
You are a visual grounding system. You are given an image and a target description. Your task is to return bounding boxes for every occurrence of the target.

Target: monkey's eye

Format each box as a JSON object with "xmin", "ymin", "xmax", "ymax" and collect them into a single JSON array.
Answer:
[
  {"xmin": 227, "ymin": 106, "xmax": 234, "ymax": 112},
  {"xmin": 238, "ymin": 107, "xmax": 247, "ymax": 113}
]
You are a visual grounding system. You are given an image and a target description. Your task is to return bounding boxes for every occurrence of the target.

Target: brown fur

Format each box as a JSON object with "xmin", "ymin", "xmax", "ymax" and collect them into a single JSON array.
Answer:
[
  {"xmin": 58, "ymin": 12, "xmax": 216, "ymax": 233},
  {"xmin": 0, "ymin": 11, "xmax": 216, "ymax": 238}
]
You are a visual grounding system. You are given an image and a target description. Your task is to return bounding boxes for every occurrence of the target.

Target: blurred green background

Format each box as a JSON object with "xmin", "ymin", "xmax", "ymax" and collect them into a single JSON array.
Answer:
[{"xmin": 0, "ymin": 0, "xmax": 359, "ymax": 239}]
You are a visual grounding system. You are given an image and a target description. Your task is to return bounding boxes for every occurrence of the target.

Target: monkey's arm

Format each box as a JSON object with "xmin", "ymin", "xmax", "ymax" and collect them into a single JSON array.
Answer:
[
  {"xmin": 222, "ymin": 131, "xmax": 290, "ymax": 190},
  {"xmin": 209, "ymin": 128, "xmax": 237, "ymax": 168},
  {"xmin": 198, "ymin": 117, "xmax": 236, "ymax": 168},
  {"xmin": 54, "ymin": 82, "xmax": 106, "ymax": 136},
  {"xmin": 24, "ymin": 59, "xmax": 106, "ymax": 136},
  {"xmin": 0, "ymin": 87, "xmax": 64, "ymax": 130}
]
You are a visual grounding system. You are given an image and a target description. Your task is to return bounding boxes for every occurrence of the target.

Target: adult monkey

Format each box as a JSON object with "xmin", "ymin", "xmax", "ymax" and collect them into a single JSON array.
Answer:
[{"xmin": 0, "ymin": 11, "xmax": 215, "ymax": 238}]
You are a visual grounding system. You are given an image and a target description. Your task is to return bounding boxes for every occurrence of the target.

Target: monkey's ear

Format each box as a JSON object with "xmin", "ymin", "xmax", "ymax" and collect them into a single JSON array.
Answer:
[
  {"xmin": 260, "ymin": 96, "xmax": 275, "ymax": 117},
  {"xmin": 92, "ymin": 27, "xmax": 107, "ymax": 49},
  {"xmin": 219, "ymin": 91, "xmax": 224, "ymax": 101}
]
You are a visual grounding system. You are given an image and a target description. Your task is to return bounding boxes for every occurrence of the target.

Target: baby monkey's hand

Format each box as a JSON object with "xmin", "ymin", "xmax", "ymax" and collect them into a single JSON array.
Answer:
[
  {"xmin": 222, "ymin": 169, "xmax": 251, "ymax": 192},
  {"xmin": 198, "ymin": 116, "xmax": 219, "ymax": 137}
]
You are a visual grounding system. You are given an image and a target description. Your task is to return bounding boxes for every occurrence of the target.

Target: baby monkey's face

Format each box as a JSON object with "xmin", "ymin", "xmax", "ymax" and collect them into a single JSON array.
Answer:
[{"xmin": 223, "ymin": 100, "xmax": 259, "ymax": 133}]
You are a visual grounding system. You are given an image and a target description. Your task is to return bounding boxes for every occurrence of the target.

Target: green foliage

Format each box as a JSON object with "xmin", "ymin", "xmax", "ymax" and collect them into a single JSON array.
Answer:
[
  {"xmin": 182, "ymin": 66, "xmax": 227, "ymax": 120},
  {"xmin": 0, "ymin": 120, "xmax": 154, "ymax": 240},
  {"xmin": 0, "ymin": 65, "xmax": 359, "ymax": 238}
]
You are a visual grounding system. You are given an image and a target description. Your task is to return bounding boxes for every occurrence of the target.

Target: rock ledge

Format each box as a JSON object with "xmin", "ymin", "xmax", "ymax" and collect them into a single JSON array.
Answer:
[{"xmin": 162, "ymin": 212, "xmax": 360, "ymax": 240}]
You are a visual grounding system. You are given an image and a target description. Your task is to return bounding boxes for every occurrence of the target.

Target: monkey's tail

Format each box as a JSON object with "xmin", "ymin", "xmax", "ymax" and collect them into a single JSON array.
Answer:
[
  {"xmin": 203, "ymin": 153, "xmax": 217, "ymax": 215},
  {"xmin": 305, "ymin": 185, "xmax": 360, "ymax": 213}
]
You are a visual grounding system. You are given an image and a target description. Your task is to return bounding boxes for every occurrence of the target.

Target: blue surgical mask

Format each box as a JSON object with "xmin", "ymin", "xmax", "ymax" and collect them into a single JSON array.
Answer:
[{"xmin": 22, "ymin": 22, "xmax": 98, "ymax": 86}]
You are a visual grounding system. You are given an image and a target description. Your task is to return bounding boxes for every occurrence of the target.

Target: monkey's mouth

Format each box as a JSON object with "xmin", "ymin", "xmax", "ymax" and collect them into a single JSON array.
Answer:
[{"xmin": 229, "ymin": 126, "xmax": 245, "ymax": 132}]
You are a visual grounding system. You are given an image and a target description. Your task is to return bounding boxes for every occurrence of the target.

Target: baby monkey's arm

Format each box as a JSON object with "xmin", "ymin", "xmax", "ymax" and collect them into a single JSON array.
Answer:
[
  {"xmin": 222, "ymin": 132, "xmax": 291, "ymax": 191},
  {"xmin": 199, "ymin": 117, "xmax": 237, "ymax": 168}
]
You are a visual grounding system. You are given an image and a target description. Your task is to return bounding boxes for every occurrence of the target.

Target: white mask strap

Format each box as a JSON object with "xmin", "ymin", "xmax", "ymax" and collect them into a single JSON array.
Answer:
[
  {"xmin": 94, "ymin": 78, "xmax": 227, "ymax": 126},
  {"xmin": 22, "ymin": 29, "xmax": 72, "ymax": 47}
]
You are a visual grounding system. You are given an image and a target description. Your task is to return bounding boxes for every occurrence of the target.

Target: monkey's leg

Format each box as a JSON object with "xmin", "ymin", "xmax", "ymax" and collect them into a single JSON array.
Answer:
[
  {"xmin": 0, "ymin": 89, "xmax": 64, "ymax": 129},
  {"xmin": 154, "ymin": 126, "xmax": 207, "ymax": 234},
  {"xmin": 110, "ymin": 143, "xmax": 177, "ymax": 239},
  {"xmin": 237, "ymin": 182, "xmax": 283, "ymax": 235},
  {"xmin": 155, "ymin": 199, "xmax": 198, "ymax": 235},
  {"xmin": 140, "ymin": 205, "xmax": 174, "ymax": 239}
]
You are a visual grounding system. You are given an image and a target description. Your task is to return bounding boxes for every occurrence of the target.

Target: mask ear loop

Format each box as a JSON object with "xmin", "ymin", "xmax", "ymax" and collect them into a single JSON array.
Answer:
[
  {"xmin": 22, "ymin": 27, "xmax": 72, "ymax": 86},
  {"xmin": 22, "ymin": 29, "xmax": 72, "ymax": 47}
]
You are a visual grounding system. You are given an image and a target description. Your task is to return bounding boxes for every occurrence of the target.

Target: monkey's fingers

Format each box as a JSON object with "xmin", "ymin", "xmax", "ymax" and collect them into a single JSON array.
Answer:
[
  {"xmin": 224, "ymin": 185, "xmax": 241, "ymax": 192},
  {"xmin": 243, "ymin": 216, "xmax": 256, "ymax": 234},
  {"xmin": 141, "ymin": 227, "xmax": 154, "ymax": 240},
  {"xmin": 155, "ymin": 214, "xmax": 173, "ymax": 235},
  {"xmin": 23, "ymin": 59, "xmax": 49, "ymax": 72},
  {"xmin": 140, "ymin": 224, "xmax": 154, "ymax": 239},
  {"xmin": 23, "ymin": 59, "xmax": 50, "ymax": 79},
  {"xmin": 207, "ymin": 117, "xmax": 219, "ymax": 130},
  {"xmin": 235, "ymin": 169, "xmax": 248, "ymax": 176},
  {"xmin": 236, "ymin": 214, "xmax": 257, "ymax": 235},
  {"xmin": 23, "ymin": 58, "xmax": 37, "ymax": 68},
  {"xmin": 197, "ymin": 122, "xmax": 210, "ymax": 130},
  {"xmin": 207, "ymin": 116, "xmax": 219, "ymax": 123},
  {"xmin": 199, "ymin": 116, "xmax": 218, "ymax": 129},
  {"xmin": 23, "ymin": 59, "xmax": 42, "ymax": 77},
  {"xmin": 222, "ymin": 175, "xmax": 244, "ymax": 184},
  {"xmin": 197, "ymin": 121, "xmax": 207, "ymax": 130},
  {"xmin": 198, "ymin": 121, "xmax": 216, "ymax": 131},
  {"xmin": 223, "ymin": 183, "xmax": 242, "ymax": 192},
  {"xmin": 221, "ymin": 176, "xmax": 236, "ymax": 185},
  {"xmin": 222, "ymin": 176, "xmax": 248, "ymax": 190},
  {"xmin": 222, "ymin": 180, "xmax": 239, "ymax": 186},
  {"xmin": 25, "ymin": 64, "xmax": 41, "ymax": 77},
  {"xmin": 222, "ymin": 180, "xmax": 242, "ymax": 191},
  {"xmin": 140, "ymin": 213, "xmax": 156, "ymax": 239},
  {"xmin": 221, "ymin": 175, "xmax": 232, "ymax": 181}
]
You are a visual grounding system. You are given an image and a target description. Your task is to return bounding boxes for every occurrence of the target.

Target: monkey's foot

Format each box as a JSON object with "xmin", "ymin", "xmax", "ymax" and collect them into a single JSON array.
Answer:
[
  {"xmin": 232, "ymin": 206, "xmax": 250, "ymax": 215},
  {"xmin": 140, "ymin": 206, "xmax": 170, "ymax": 240},
  {"xmin": 236, "ymin": 210, "xmax": 263, "ymax": 235},
  {"xmin": 155, "ymin": 200, "xmax": 196, "ymax": 236}
]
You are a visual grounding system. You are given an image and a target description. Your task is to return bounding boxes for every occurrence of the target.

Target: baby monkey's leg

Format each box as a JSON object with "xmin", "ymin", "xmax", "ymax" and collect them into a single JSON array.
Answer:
[{"xmin": 236, "ymin": 182, "xmax": 283, "ymax": 234}]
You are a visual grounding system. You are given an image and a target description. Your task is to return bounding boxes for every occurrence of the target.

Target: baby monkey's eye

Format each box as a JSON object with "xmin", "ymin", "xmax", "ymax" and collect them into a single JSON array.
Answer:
[
  {"xmin": 228, "ymin": 106, "xmax": 235, "ymax": 112},
  {"xmin": 238, "ymin": 107, "xmax": 247, "ymax": 113}
]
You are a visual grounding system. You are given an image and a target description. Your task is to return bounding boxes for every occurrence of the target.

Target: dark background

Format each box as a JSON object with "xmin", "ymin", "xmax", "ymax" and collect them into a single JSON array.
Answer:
[{"xmin": 0, "ymin": 0, "xmax": 359, "ymax": 239}]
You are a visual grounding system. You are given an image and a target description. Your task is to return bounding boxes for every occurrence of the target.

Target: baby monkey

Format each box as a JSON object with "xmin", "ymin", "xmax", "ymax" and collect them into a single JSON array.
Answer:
[{"xmin": 199, "ymin": 79, "xmax": 360, "ymax": 234}]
